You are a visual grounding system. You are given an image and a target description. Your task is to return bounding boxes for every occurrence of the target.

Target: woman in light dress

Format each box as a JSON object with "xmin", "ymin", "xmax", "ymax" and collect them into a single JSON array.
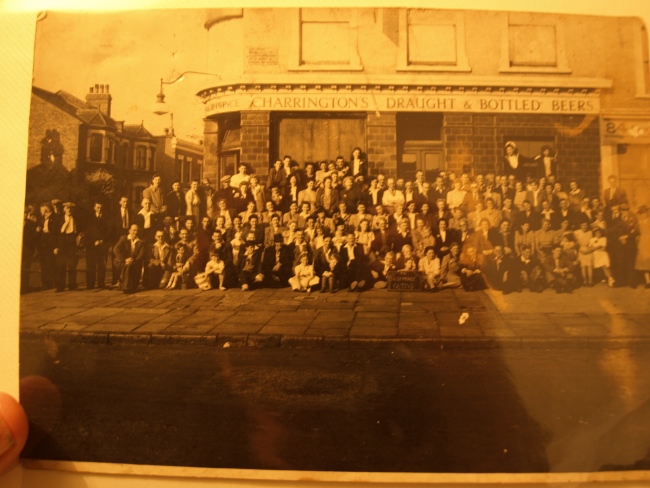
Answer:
[
  {"xmin": 589, "ymin": 227, "xmax": 615, "ymax": 287},
  {"xmin": 574, "ymin": 220, "xmax": 594, "ymax": 287},
  {"xmin": 289, "ymin": 252, "xmax": 319, "ymax": 293}
]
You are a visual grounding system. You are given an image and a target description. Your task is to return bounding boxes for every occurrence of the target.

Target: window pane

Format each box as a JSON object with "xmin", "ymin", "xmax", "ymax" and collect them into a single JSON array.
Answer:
[
  {"xmin": 408, "ymin": 24, "xmax": 457, "ymax": 65},
  {"xmin": 301, "ymin": 22, "xmax": 350, "ymax": 65},
  {"xmin": 89, "ymin": 134, "xmax": 102, "ymax": 162},
  {"xmin": 509, "ymin": 25, "xmax": 557, "ymax": 67}
]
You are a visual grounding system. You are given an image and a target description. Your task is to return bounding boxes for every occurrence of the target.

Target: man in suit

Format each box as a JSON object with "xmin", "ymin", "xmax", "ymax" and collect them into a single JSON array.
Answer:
[
  {"xmin": 144, "ymin": 229, "xmax": 173, "ymax": 289},
  {"xmin": 38, "ymin": 202, "xmax": 61, "ymax": 290},
  {"xmin": 199, "ymin": 178, "xmax": 216, "ymax": 220},
  {"xmin": 371, "ymin": 217, "xmax": 392, "ymax": 259},
  {"xmin": 465, "ymin": 182, "xmax": 484, "ymax": 213},
  {"xmin": 264, "ymin": 214, "xmax": 286, "ymax": 249},
  {"xmin": 85, "ymin": 202, "xmax": 110, "ymax": 289},
  {"xmin": 489, "ymin": 219, "xmax": 515, "ymax": 254},
  {"xmin": 260, "ymin": 235, "xmax": 293, "ymax": 288},
  {"xmin": 602, "ymin": 174, "xmax": 628, "ymax": 208},
  {"xmin": 56, "ymin": 202, "xmax": 81, "ymax": 292},
  {"xmin": 135, "ymin": 198, "xmax": 160, "ymax": 244},
  {"xmin": 236, "ymin": 241, "xmax": 262, "ymax": 291},
  {"xmin": 166, "ymin": 181, "xmax": 187, "ymax": 228},
  {"xmin": 112, "ymin": 224, "xmax": 145, "ymax": 294},
  {"xmin": 543, "ymin": 245, "xmax": 577, "ymax": 293},
  {"xmin": 215, "ymin": 176, "xmax": 237, "ymax": 208},
  {"xmin": 340, "ymin": 232, "xmax": 369, "ymax": 291},
  {"xmin": 430, "ymin": 176, "xmax": 448, "ymax": 205},
  {"xmin": 142, "ymin": 174, "xmax": 166, "ymax": 214},
  {"xmin": 185, "ymin": 179, "xmax": 202, "ymax": 222},
  {"xmin": 434, "ymin": 218, "xmax": 456, "ymax": 260},
  {"xmin": 483, "ymin": 245, "xmax": 518, "ymax": 293},
  {"xmin": 314, "ymin": 234, "xmax": 335, "ymax": 277},
  {"xmin": 249, "ymin": 175, "xmax": 267, "ymax": 214},
  {"xmin": 515, "ymin": 200, "xmax": 542, "ymax": 232},
  {"xmin": 111, "ymin": 196, "xmax": 134, "ymax": 286}
]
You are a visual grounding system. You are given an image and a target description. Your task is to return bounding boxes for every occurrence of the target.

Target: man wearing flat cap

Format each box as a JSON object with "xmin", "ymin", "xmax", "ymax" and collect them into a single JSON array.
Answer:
[
  {"xmin": 56, "ymin": 201, "xmax": 81, "ymax": 292},
  {"xmin": 215, "ymin": 175, "xmax": 236, "ymax": 209}
]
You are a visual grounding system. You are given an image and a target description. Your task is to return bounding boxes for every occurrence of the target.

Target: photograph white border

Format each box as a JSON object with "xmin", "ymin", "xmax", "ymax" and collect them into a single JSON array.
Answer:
[{"xmin": 3, "ymin": 1, "xmax": 650, "ymax": 487}]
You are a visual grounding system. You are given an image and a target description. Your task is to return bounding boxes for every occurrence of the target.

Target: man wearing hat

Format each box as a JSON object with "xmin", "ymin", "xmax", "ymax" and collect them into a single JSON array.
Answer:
[
  {"xmin": 51, "ymin": 199, "xmax": 63, "ymax": 216},
  {"xmin": 56, "ymin": 201, "xmax": 81, "ymax": 292},
  {"xmin": 237, "ymin": 240, "xmax": 262, "ymax": 291},
  {"xmin": 215, "ymin": 175, "xmax": 236, "ymax": 208},
  {"xmin": 199, "ymin": 178, "xmax": 215, "ymax": 220},
  {"xmin": 260, "ymin": 234, "xmax": 292, "ymax": 288}
]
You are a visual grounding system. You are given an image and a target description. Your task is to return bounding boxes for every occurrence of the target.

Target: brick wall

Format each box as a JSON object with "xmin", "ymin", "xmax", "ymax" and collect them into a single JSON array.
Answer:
[
  {"xmin": 28, "ymin": 94, "xmax": 81, "ymax": 171},
  {"xmin": 443, "ymin": 113, "xmax": 602, "ymax": 197},
  {"xmin": 366, "ymin": 112, "xmax": 397, "ymax": 177},
  {"xmin": 240, "ymin": 111, "xmax": 270, "ymax": 177}
]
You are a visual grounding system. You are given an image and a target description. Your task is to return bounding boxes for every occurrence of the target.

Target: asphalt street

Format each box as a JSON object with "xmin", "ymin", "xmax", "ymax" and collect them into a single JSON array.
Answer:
[{"xmin": 18, "ymin": 339, "xmax": 650, "ymax": 474}]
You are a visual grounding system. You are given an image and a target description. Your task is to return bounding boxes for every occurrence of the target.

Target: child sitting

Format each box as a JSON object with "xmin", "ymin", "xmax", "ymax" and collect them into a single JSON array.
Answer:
[
  {"xmin": 418, "ymin": 246, "xmax": 441, "ymax": 291},
  {"xmin": 203, "ymin": 251, "xmax": 226, "ymax": 290},
  {"xmin": 289, "ymin": 252, "xmax": 320, "ymax": 293},
  {"xmin": 167, "ymin": 242, "xmax": 189, "ymax": 290},
  {"xmin": 320, "ymin": 252, "xmax": 342, "ymax": 293}
]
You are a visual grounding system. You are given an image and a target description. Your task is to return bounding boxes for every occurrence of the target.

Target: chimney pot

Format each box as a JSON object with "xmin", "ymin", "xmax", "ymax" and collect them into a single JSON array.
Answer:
[
  {"xmin": 106, "ymin": 84, "xmax": 110, "ymax": 93},
  {"xmin": 95, "ymin": 84, "xmax": 99, "ymax": 91},
  {"xmin": 89, "ymin": 87, "xmax": 93, "ymax": 94}
]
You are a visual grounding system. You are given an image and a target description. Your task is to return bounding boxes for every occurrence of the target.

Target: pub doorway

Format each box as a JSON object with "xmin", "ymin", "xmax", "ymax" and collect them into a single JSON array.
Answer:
[
  {"xmin": 397, "ymin": 113, "xmax": 444, "ymax": 181},
  {"xmin": 271, "ymin": 112, "xmax": 366, "ymax": 167}
]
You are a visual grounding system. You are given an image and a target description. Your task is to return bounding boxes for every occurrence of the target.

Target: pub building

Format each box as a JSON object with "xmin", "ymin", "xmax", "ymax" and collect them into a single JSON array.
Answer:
[{"xmin": 199, "ymin": 7, "xmax": 650, "ymax": 208}]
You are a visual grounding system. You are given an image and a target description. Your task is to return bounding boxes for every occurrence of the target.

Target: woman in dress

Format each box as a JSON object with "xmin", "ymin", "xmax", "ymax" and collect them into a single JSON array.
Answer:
[
  {"xmin": 418, "ymin": 246, "xmax": 441, "ymax": 291},
  {"xmin": 634, "ymin": 205, "xmax": 650, "ymax": 288},
  {"xmin": 589, "ymin": 226, "xmax": 615, "ymax": 287},
  {"xmin": 289, "ymin": 252, "xmax": 319, "ymax": 293},
  {"xmin": 355, "ymin": 219, "xmax": 375, "ymax": 256},
  {"xmin": 574, "ymin": 220, "xmax": 594, "ymax": 287}
]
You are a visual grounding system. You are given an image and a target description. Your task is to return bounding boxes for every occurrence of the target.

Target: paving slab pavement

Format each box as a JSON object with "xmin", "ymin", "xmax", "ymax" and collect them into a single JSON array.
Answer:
[{"xmin": 19, "ymin": 284, "xmax": 650, "ymax": 348}]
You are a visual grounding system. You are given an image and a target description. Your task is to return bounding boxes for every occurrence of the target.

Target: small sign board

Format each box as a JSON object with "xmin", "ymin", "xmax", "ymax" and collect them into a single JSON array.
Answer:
[{"xmin": 387, "ymin": 271, "xmax": 423, "ymax": 291}]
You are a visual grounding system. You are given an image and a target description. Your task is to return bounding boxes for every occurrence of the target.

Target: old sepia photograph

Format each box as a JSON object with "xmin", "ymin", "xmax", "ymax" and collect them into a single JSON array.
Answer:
[{"xmin": 14, "ymin": 5, "xmax": 650, "ymax": 483}]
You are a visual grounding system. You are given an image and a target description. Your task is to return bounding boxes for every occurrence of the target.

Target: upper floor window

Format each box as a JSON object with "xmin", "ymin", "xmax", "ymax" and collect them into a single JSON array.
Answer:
[
  {"xmin": 89, "ymin": 133, "xmax": 103, "ymax": 163},
  {"xmin": 398, "ymin": 9, "xmax": 470, "ymax": 72},
  {"xmin": 135, "ymin": 146, "xmax": 147, "ymax": 170},
  {"xmin": 148, "ymin": 147, "xmax": 156, "ymax": 171},
  {"xmin": 289, "ymin": 8, "xmax": 362, "ymax": 71},
  {"xmin": 105, "ymin": 138, "xmax": 114, "ymax": 164},
  {"xmin": 500, "ymin": 13, "xmax": 570, "ymax": 74}
]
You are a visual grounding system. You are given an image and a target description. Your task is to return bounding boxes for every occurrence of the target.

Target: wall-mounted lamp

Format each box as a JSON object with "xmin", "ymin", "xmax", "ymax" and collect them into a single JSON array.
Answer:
[{"xmin": 153, "ymin": 71, "xmax": 221, "ymax": 116}]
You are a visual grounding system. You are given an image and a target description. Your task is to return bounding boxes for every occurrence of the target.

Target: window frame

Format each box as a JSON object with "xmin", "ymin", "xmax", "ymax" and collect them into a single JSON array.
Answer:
[
  {"xmin": 499, "ymin": 12, "xmax": 571, "ymax": 74},
  {"xmin": 397, "ymin": 9, "xmax": 471, "ymax": 73},
  {"xmin": 289, "ymin": 8, "xmax": 363, "ymax": 71}
]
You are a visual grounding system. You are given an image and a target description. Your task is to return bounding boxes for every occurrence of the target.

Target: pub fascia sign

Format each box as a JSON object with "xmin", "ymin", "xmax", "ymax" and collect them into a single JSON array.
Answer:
[{"xmin": 205, "ymin": 90, "xmax": 600, "ymax": 116}]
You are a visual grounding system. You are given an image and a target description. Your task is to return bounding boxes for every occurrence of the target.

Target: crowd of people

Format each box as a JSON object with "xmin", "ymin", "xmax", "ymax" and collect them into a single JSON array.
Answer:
[{"xmin": 21, "ymin": 145, "xmax": 650, "ymax": 296}]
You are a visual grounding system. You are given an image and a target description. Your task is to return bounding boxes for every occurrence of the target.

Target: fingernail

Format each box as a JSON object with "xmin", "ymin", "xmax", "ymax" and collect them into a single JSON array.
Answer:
[{"xmin": 0, "ymin": 415, "xmax": 14, "ymax": 456}]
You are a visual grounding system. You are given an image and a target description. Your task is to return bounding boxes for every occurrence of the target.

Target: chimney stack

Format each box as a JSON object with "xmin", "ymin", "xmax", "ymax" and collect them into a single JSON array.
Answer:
[{"xmin": 86, "ymin": 83, "xmax": 112, "ymax": 117}]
